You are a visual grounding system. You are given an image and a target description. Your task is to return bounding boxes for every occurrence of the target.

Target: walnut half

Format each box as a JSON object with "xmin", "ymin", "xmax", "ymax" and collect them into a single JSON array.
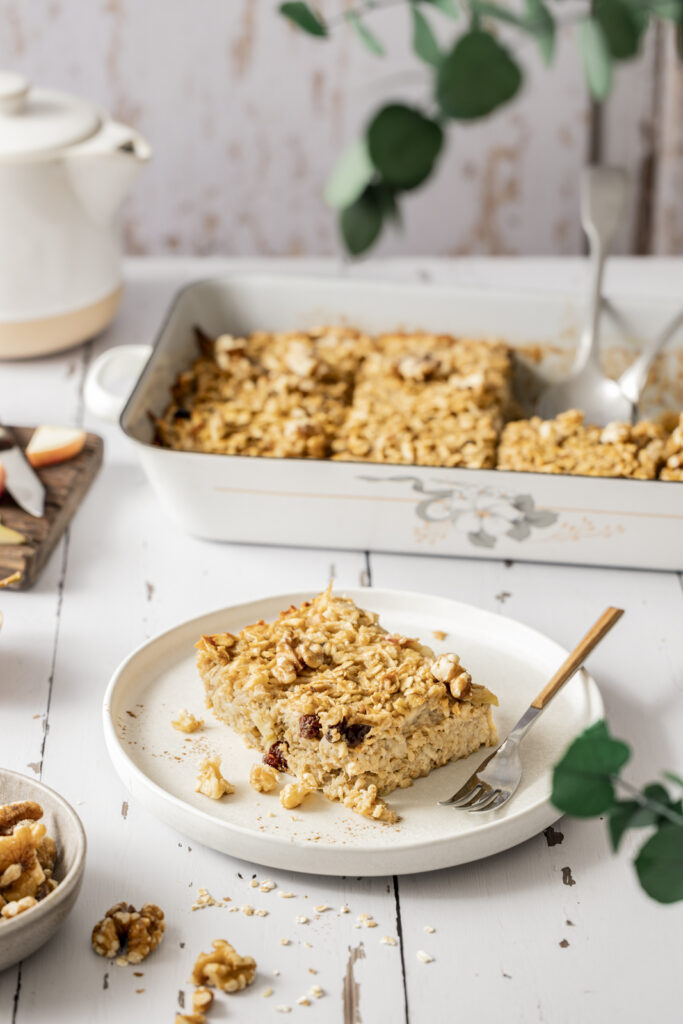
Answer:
[
  {"xmin": 91, "ymin": 902, "xmax": 165, "ymax": 964},
  {"xmin": 191, "ymin": 939, "xmax": 257, "ymax": 992}
]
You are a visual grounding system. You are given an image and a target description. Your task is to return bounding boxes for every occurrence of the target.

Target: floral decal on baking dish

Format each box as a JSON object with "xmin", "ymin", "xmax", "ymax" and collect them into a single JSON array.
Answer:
[{"xmin": 358, "ymin": 476, "xmax": 558, "ymax": 549}]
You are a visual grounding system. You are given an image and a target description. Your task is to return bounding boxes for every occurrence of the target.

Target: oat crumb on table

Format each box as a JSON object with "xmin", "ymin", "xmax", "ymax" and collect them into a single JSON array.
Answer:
[
  {"xmin": 433, "ymin": 630, "xmax": 448, "ymax": 641},
  {"xmin": 308, "ymin": 985, "xmax": 324, "ymax": 999},
  {"xmin": 172, "ymin": 709, "xmax": 204, "ymax": 733},
  {"xmin": 276, "ymin": 1006, "xmax": 292, "ymax": 1014},
  {"xmin": 191, "ymin": 939, "xmax": 256, "ymax": 992},
  {"xmin": 424, "ymin": 925, "xmax": 436, "ymax": 933},
  {"xmin": 259, "ymin": 879, "xmax": 276, "ymax": 892},
  {"xmin": 416, "ymin": 950, "xmax": 435, "ymax": 963},
  {"xmin": 262, "ymin": 987, "xmax": 274, "ymax": 998},
  {"xmin": 195, "ymin": 758, "xmax": 234, "ymax": 800},
  {"xmin": 381, "ymin": 936, "xmax": 397, "ymax": 946},
  {"xmin": 297, "ymin": 996, "xmax": 311, "ymax": 1006},
  {"xmin": 279, "ymin": 891, "xmax": 295, "ymax": 899}
]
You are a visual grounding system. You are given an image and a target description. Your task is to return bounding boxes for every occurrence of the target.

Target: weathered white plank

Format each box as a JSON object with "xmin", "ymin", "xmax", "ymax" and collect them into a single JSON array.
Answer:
[{"xmin": 369, "ymin": 552, "xmax": 683, "ymax": 1024}]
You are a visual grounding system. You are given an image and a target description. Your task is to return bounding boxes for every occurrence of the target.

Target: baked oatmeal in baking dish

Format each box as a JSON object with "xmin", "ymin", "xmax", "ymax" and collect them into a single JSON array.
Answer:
[
  {"xmin": 153, "ymin": 324, "xmax": 683, "ymax": 481},
  {"xmin": 196, "ymin": 587, "xmax": 498, "ymax": 823}
]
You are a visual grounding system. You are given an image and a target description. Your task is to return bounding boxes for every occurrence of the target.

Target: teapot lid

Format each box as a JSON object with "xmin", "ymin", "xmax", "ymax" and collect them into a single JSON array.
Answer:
[{"xmin": 0, "ymin": 71, "xmax": 101, "ymax": 159}]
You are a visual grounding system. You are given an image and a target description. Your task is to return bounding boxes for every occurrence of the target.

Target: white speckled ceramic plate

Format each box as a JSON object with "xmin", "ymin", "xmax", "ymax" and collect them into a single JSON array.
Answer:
[{"xmin": 103, "ymin": 588, "xmax": 603, "ymax": 876}]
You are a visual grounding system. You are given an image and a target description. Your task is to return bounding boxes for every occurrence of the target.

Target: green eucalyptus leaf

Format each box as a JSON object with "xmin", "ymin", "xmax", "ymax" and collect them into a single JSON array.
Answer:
[
  {"xmin": 635, "ymin": 823, "xmax": 683, "ymax": 903},
  {"xmin": 608, "ymin": 799, "xmax": 657, "ymax": 851},
  {"xmin": 525, "ymin": 0, "xmax": 556, "ymax": 63},
  {"xmin": 367, "ymin": 104, "xmax": 443, "ymax": 189},
  {"xmin": 551, "ymin": 720, "xmax": 631, "ymax": 817},
  {"xmin": 411, "ymin": 3, "xmax": 442, "ymax": 65},
  {"xmin": 324, "ymin": 138, "xmax": 375, "ymax": 210},
  {"xmin": 377, "ymin": 182, "xmax": 402, "ymax": 225},
  {"xmin": 340, "ymin": 186, "xmax": 383, "ymax": 255},
  {"xmin": 421, "ymin": 0, "xmax": 460, "ymax": 16},
  {"xmin": 279, "ymin": 2, "xmax": 327, "ymax": 37},
  {"xmin": 345, "ymin": 10, "xmax": 385, "ymax": 55},
  {"xmin": 594, "ymin": 0, "xmax": 644, "ymax": 59},
  {"xmin": 645, "ymin": 0, "xmax": 683, "ymax": 20},
  {"xmin": 470, "ymin": 1, "xmax": 526, "ymax": 27},
  {"xmin": 663, "ymin": 770, "xmax": 683, "ymax": 788},
  {"xmin": 436, "ymin": 30, "xmax": 522, "ymax": 119},
  {"xmin": 578, "ymin": 18, "xmax": 613, "ymax": 100}
]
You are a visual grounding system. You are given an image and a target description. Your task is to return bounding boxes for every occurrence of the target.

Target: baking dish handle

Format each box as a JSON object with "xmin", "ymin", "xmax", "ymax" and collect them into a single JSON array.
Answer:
[{"xmin": 84, "ymin": 344, "xmax": 153, "ymax": 421}]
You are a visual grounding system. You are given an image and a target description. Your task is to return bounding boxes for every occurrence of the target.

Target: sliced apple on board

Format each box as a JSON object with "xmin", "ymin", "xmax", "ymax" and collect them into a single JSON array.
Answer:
[
  {"xmin": 26, "ymin": 425, "xmax": 86, "ymax": 468},
  {"xmin": 0, "ymin": 522, "xmax": 26, "ymax": 545}
]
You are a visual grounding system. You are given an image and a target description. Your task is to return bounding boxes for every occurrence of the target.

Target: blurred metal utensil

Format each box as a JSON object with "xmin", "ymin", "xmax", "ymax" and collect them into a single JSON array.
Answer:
[
  {"xmin": 536, "ymin": 166, "xmax": 633, "ymax": 426},
  {"xmin": 0, "ymin": 425, "xmax": 45, "ymax": 518},
  {"xmin": 617, "ymin": 310, "xmax": 683, "ymax": 412}
]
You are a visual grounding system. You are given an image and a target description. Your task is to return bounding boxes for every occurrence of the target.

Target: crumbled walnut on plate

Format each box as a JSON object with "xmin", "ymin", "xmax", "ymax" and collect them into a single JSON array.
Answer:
[
  {"xmin": 196, "ymin": 758, "xmax": 234, "ymax": 800},
  {"xmin": 249, "ymin": 763, "xmax": 278, "ymax": 793},
  {"xmin": 91, "ymin": 902, "xmax": 165, "ymax": 964},
  {"xmin": 172, "ymin": 709, "xmax": 204, "ymax": 733},
  {"xmin": 280, "ymin": 783, "xmax": 311, "ymax": 810},
  {"xmin": 191, "ymin": 939, "xmax": 256, "ymax": 992}
]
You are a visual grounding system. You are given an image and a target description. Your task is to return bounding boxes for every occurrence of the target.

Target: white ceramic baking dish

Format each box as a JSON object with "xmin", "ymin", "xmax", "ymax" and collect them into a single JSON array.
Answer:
[{"xmin": 91, "ymin": 273, "xmax": 683, "ymax": 570}]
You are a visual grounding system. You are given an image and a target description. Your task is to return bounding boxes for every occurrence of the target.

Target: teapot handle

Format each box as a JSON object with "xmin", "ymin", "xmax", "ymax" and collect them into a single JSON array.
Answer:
[{"xmin": 84, "ymin": 344, "xmax": 152, "ymax": 422}]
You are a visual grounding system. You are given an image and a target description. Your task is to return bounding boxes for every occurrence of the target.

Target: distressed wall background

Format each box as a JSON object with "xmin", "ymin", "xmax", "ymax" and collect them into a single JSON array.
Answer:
[{"xmin": 1, "ymin": 0, "xmax": 681, "ymax": 256}]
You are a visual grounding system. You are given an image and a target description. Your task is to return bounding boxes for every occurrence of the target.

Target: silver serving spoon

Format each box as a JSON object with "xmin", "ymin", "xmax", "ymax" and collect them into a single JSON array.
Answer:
[
  {"xmin": 536, "ymin": 166, "xmax": 633, "ymax": 426},
  {"xmin": 617, "ymin": 310, "xmax": 683, "ymax": 409}
]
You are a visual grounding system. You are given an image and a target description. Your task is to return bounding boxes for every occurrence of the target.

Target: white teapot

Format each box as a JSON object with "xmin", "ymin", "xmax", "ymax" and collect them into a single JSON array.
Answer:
[{"xmin": 0, "ymin": 71, "xmax": 151, "ymax": 359}]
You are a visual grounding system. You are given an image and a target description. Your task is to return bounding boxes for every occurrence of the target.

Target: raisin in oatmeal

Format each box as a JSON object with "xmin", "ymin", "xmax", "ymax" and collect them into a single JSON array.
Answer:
[{"xmin": 196, "ymin": 587, "xmax": 498, "ymax": 823}]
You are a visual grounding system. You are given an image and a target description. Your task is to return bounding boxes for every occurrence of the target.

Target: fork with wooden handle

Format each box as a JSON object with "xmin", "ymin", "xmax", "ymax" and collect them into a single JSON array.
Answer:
[{"xmin": 440, "ymin": 606, "xmax": 624, "ymax": 814}]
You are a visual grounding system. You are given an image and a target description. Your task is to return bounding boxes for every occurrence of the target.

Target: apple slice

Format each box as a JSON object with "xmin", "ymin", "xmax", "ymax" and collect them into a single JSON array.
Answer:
[
  {"xmin": 26, "ymin": 425, "xmax": 86, "ymax": 468},
  {"xmin": 0, "ymin": 522, "xmax": 26, "ymax": 544}
]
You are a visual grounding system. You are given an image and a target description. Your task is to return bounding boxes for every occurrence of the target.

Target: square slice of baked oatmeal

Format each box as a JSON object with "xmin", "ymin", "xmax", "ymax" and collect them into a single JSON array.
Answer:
[{"xmin": 196, "ymin": 588, "xmax": 498, "ymax": 823}]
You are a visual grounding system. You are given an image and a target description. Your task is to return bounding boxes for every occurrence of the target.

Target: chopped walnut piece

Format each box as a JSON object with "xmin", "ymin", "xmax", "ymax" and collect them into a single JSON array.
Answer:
[
  {"xmin": 196, "ymin": 758, "xmax": 235, "ymax": 800},
  {"xmin": 273, "ymin": 632, "xmax": 302, "ymax": 685},
  {"xmin": 0, "ymin": 802, "xmax": 43, "ymax": 834},
  {"xmin": 191, "ymin": 939, "xmax": 257, "ymax": 992},
  {"xmin": 249, "ymin": 763, "xmax": 278, "ymax": 794},
  {"xmin": 297, "ymin": 640, "xmax": 324, "ymax": 670},
  {"xmin": 430, "ymin": 653, "xmax": 472, "ymax": 699},
  {"xmin": 0, "ymin": 814, "xmax": 53, "ymax": 908},
  {"xmin": 91, "ymin": 902, "xmax": 165, "ymax": 964},
  {"xmin": 1, "ymin": 896, "xmax": 37, "ymax": 919},
  {"xmin": 343, "ymin": 786, "xmax": 398, "ymax": 824},
  {"xmin": 172, "ymin": 709, "xmax": 204, "ymax": 734},
  {"xmin": 193, "ymin": 987, "xmax": 214, "ymax": 1014},
  {"xmin": 280, "ymin": 783, "xmax": 310, "ymax": 810}
]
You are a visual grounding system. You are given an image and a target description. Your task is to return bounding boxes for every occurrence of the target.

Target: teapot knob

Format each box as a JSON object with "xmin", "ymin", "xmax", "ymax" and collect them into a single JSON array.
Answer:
[{"xmin": 0, "ymin": 71, "xmax": 29, "ymax": 115}]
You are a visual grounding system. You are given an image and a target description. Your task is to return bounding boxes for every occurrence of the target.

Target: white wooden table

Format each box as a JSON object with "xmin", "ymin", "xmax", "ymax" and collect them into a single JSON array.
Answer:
[{"xmin": 1, "ymin": 257, "xmax": 682, "ymax": 1024}]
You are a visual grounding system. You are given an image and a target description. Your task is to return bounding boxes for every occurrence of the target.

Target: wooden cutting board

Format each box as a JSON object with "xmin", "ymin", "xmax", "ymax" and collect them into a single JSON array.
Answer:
[{"xmin": 0, "ymin": 427, "xmax": 103, "ymax": 590}]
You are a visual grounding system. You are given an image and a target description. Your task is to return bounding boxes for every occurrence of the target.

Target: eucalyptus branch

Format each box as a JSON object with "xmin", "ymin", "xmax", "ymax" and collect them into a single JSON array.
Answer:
[
  {"xmin": 615, "ymin": 776, "xmax": 683, "ymax": 827},
  {"xmin": 327, "ymin": 0, "xmax": 410, "ymax": 28},
  {"xmin": 279, "ymin": 0, "xmax": 683, "ymax": 255}
]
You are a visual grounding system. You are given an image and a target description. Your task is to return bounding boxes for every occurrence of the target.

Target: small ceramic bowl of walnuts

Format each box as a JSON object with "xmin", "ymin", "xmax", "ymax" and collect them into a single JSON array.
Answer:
[{"xmin": 0, "ymin": 767, "xmax": 86, "ymax": 971}]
